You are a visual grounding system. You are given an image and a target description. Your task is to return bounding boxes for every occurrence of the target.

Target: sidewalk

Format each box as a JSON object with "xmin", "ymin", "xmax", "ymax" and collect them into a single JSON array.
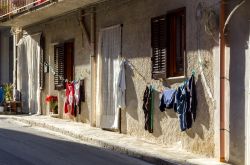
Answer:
[{"xmin": 6, "ymin": 115, "xmax": 230, "ymax": 165}]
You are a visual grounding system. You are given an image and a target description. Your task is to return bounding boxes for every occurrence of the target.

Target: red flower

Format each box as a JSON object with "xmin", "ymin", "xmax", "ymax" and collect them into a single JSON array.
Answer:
[{"xmin": 46, "ymin": 95, "xmax": 58, "ymax": 102}]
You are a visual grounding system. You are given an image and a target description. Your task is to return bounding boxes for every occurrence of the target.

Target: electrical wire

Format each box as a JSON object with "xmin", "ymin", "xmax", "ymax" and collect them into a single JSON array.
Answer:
[{"xmin": 223, "ymin": 0, "xmax": 246, "ymax": 34}]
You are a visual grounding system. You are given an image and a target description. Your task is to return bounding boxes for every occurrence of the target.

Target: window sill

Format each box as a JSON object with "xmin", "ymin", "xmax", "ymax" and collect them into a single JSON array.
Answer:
[
  {"xmin": 166, "ymin": 76, "xmax": 186, "ymax": 80},
  {"xmin": 164, "ymin": 76, "xmax": 187, "ymax": 84}
]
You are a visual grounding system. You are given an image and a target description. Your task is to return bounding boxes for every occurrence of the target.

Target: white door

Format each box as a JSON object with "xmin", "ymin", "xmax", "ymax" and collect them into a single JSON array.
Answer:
[{"xmin": 96, "ymin": 25, "xmax": 122, "ymax": 130}]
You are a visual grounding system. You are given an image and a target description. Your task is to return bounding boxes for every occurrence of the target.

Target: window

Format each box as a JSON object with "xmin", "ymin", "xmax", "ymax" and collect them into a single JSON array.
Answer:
[
  {"xmin": 54, "ymin": 41, "xmax": 74, "ymax": 90},
  {"xmin": 151, "ymin": 7, "xmax": 186, "ymax": 79}
]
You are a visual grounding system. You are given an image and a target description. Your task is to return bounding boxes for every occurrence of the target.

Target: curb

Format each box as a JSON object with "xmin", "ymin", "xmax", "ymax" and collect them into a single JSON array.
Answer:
[{"xmin": 10, "ymin": 116, "xmax": 183, "ymax": 165}]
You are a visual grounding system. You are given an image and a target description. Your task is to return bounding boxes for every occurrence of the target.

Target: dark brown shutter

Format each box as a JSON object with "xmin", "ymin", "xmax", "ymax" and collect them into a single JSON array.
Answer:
[
  {"xmin": 54, "ymin": 44, "xmax": 65, "ymax": 90},
  {"xmin": 39, "ymin": 34, "xmax": 45, "ymax": 89},
  {"xmin": 167, "ymin": 7, "xmax": 185, "ymax": 77},
  {"xmin": 80, "ymin": 79, "xmax": 85, "ymax": 102},
  {"xmin": 151, "ymin": 15, "xmax": 167, "ymax": 79},
  {"xmin": 64, "ymin": 42, "xmax": 74, "ymax": 81}
]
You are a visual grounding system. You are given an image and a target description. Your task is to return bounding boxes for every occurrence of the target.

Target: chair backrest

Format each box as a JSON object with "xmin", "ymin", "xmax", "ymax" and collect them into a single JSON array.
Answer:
[{"xmin": 13, "ymin": 89, "xmax": 21, "ymax": 101}]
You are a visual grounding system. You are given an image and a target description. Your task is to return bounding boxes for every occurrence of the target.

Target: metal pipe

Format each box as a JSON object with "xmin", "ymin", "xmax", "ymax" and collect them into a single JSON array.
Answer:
[
  {"xmin": 90, "ymin": 7, "xmax": 96, "ymax": 127},
  {"xmin": 11, "ymin": 27, "xmax": 22, "ymax": 95},
  {"xmin": 13, "ymin": 31, "xmax": 17, "ymax": 88},
  {"xmin": 220, "ymin": 0, "xmax": 226, "ymax": 162}
]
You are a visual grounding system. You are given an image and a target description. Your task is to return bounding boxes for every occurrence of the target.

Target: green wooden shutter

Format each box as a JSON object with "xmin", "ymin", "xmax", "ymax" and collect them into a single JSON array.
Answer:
[
  {"xmin": 151, "ymin": 15, "xmax": 167, "ymax": 79},
  {"xmin": 54, "ymin": 44, "xmax": 65, "ymax": 90}
]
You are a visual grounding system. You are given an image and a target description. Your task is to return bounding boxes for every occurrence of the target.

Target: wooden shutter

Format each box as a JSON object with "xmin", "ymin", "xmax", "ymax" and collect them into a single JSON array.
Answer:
[
  {"xmin": 151, "ymin": 15, "xmax": 167, "ymax": 79},
  {"xmin": 167, "ymin": 7, "xmax": 185, "ymax": 77},
  {"xmin": 54, "ymin": 44, "xmax": 65, "ymax": 90},
  {"xmin": 39, "ymin": 34, "xmax": 45, "ymax": 89},
  {"xmin": 64, "ymin": 42, "xmax": 74, "ymax": 81},
  {"xmin": 80, "ymin": 79, "xmax": 85, "ymax": 102}
]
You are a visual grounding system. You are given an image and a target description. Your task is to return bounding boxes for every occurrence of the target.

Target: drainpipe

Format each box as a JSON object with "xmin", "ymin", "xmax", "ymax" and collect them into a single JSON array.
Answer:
[
  {"xmin": 11, "ymin": 27, "xmax": 21, "ymax": 92},
  {"xmin": 220, "ymin": 0, "xmax": 226, "ymax": 162},
  {"xmin": 12, "ymin": 29, "xmax": 17, "ymax": 89},
  {"xmin": 90, "ymin": 7, "xmax": 96, "ymax": 127},
  {"xmin": 219, "ymin": 0, "xmax": 246, "ymax": 162}
]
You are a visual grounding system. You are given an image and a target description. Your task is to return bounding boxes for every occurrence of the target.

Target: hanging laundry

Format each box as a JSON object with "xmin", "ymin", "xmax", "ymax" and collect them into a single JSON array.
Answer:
[
  {"xmin": 64, "ymin": 82, "xmax": 75, "ymax": 116},
  {"xmin": 117, "ymin": 60, "xmax": 126, "ymax": 109},
  {"xmin": 74, "ymin": 80, "xmax": 81, "ymax": 115},
  {"xmin": 159, "ymin": 89, "xmax": 176, "ymax": 112},
  {"xmin": 174, "ymin": 84, "xmax": 190, "ymax": 131},
  {"xmin": 80, "ymin": 79, "xmax": 85, "ymax": 102},
  {"xmin": 142, "ymin": 86, "xmax": 154, "ymax": 133},
  {"xmin": 188, "ymin": 74, "xmax": 197, "ymax": 122},
  {"xmin": 174, "ymin": 74, "xmax": 197, "ymax": 131}
]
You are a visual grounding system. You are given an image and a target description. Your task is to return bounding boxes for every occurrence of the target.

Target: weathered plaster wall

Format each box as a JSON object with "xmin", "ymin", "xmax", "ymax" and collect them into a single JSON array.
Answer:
[
  {"xmin": 24, "ymin": 13, "xmax": 92, "ymax": 123},
  {"xmin": 225, "ymin": 1, "xmax": 250, "ymax": 165},
  {"xmin": 96, "ymin": 0, "xmax": 219, "ymax": 157},
  {"xmin": 22, "ymin": 0, "xmax": 220, "ymax": 158}
]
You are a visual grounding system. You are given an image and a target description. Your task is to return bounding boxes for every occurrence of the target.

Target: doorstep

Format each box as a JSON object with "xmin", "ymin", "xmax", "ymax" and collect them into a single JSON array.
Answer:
[{"xmin": 7, "ymin": 115, "xmax": 230, "ymax": 165}]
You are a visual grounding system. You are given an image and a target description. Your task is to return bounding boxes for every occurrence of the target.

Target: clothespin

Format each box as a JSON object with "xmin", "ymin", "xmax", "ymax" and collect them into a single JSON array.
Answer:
[{"xmin": 192, "ymin": 69, "xmax": 196, "ymax": 76}]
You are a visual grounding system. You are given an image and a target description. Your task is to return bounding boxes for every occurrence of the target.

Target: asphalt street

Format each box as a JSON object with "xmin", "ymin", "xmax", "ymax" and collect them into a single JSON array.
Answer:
[{"xmin": 0, "ymin": 117, "xmax": 152, "ymax": 165}]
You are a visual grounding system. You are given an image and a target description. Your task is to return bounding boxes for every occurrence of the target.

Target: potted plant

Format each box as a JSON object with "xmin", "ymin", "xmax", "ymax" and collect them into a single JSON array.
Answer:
[
  {"xmin": 46, "ymin": 95, "xmax": 58, "ymax": 114},
  {"xmin": 3, "ymin": 83, "xmax": 13, "ymax": 102}
]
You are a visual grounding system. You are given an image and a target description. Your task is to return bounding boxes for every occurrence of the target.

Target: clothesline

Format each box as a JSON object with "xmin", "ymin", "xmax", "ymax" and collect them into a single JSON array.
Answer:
[
  {"xmin": 123, "ymin": 59, "xmax": 150, "ymax": 85},
  {"xmin": 123, "ymin": 58, "xmax": 196, "ymax": 93}
]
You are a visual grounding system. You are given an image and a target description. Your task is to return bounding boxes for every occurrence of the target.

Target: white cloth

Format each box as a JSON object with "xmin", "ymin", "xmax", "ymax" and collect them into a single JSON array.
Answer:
[
  {"xmin": 117, "ymin": 60, "xmax": 126, "ymax": 109},
  {"xmin": 17, "ymin": 33, "xmax": 41, "ymax": 114},
  {"xmin": 96, "ymin": 25, "xmax": 123, "ymax": 130}
]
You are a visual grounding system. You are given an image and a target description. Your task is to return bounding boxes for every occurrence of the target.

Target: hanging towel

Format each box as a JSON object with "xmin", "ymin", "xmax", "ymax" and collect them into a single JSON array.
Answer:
[
  {"xmin": 159, "ymin": 89, "xmax": 176, "ymax": 112},
  {"xmin": 174, "ymin": 75, "xmax": 197, "ymax": 131},
  {"xmin": 188, "ymin": 74, "xmax": 197, "ymax": 122},
  {"xmin": 117, "ymin": 60, "xmax": 126, "ymax": 109},
  {"xmin": 64, "ymin": 82, "xmax": 75, "ymax": 116},
  {"xmin": 142, "ymin": 86, "xmax": 153, "ymax": 133},
  {"xmin": 174, "ymin": 84, "xmax": 190, "ymax": 131},
  {"xmin": 74, "ymin": 80, "xmax": 81, "ymax": 115}
]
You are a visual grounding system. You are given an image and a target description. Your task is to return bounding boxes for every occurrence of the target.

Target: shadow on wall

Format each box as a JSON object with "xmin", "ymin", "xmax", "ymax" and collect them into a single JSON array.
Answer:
[
  {"xmin": 186, "ymin": 75, "xmax": 210, "ymax": 139},
  {"xmin": 121, "ymin": 64, "xmax": 138, "ymax": 134},
  {"xmin": 152, "ymin": 90, "xmax": 162, "ymax": 138},
  {"xmin": 227, "ymin": 1, "xmax": 250, "ymax": 164}
]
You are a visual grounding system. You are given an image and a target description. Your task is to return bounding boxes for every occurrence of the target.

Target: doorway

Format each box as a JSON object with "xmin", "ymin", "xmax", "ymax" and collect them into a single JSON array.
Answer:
[{"xmin": 96, "ymin": 25, "xmax": 122, "ymax": 130}]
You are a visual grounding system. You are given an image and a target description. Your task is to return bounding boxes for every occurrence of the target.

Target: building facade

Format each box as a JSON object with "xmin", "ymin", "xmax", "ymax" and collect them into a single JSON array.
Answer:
[{"xmin": 0, "ymin": 0, "xmax": 248, "ymax": 164}]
